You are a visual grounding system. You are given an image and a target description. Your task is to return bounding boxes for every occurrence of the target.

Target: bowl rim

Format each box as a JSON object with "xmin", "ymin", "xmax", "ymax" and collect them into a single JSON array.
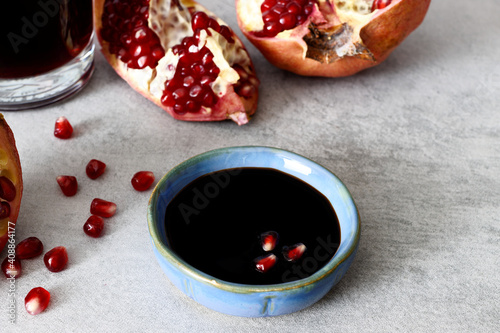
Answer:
[{"xmin": 147, "ymin": 145, "xmax": 360, "ymax": 293}]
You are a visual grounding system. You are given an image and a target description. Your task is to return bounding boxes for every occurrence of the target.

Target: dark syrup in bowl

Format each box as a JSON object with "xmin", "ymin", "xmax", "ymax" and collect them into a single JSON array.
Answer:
[{"xmin": 165, "ymin": 168, "xmax": 340, "ymax": 285}]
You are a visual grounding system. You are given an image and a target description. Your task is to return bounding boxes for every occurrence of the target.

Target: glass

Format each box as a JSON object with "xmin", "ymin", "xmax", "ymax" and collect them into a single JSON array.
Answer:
[{"xmin": 0, "ymin": 0, "xmax": 94, "ymax": 110}]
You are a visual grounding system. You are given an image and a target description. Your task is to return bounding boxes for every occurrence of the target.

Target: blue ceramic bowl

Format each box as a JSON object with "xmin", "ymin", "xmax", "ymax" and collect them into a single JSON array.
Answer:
[{"xmin": 148, "ymin": 146, "xmax": 360, "ymax": 317}]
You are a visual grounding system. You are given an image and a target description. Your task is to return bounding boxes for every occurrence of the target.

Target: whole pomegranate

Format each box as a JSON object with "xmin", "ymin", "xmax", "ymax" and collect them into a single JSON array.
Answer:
[
  {"xmin": 236, "ymin": 0, "xmax": 431, "ymax": 77},
  {"xmin": 0, "ymin": 114, "xmax": 23, "ymax": 253},
  {"xmin": 94, "ymin": 0, "xmax": 260, "ymax": 125}
]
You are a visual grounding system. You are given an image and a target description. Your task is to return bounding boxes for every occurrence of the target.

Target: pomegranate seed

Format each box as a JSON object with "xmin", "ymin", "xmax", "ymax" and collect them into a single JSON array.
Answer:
[
  {"xmin": 372, "ymin": 0, "xmax": 392, "ymax": 11},
  {"xmin": 86, "ymin": 159, "xmax": 107, "ymax": 179},
  {"xmin": 260, "ymin": 231, "xmax": 279, "ymax": 252},
  {"xmin": 43, "ymin": 246, "xmax": 68, "ymax": 273},
  {"xmin": 131, "ymin": 171, "xmax": 155, "ymax": 191},
  {"xmin": 83, "ymin": 215, "xmax": 105, "ymax": 238},
  {"xmin": 258, "ymin": 0, "xmax": 318, "ymax": 37},
  {"xmin": 100, "ymin": 0, "xmax": 164, "ymax": 69},
  {"xmin": 0, "ymin": 201, "xmax": 11, "ymax": 219},
  {"xmin": 90, "ymin": 198, "xmax": 117, "ymax": 218},
  {"xmin": 254, "ymin": 253, "xmax": 277, "ymax": 273},
  {"xmin": 0, "ymin": 176, "xmax": 16, "ymax": 201},
  {"xmin": 282, "ymin": 243, "xmax": 306, "ymax": 262},
  {"xmin": 56, "ymin": 175, "xmax": 78, "ymax": 197},
  {"xmin": 54, "ymin": 116, "xmax": 73, "ymax": 139},
  {"xmin": 25, "ymin": 287, "xmax": 50, "ymax": 315},
  {"xmin": 16, "ymin": 237, "xmax": 43, "ymax": 259},
  {"xmin": 1, "ymin": 257, "xmax": 22, "ymax": 278}
]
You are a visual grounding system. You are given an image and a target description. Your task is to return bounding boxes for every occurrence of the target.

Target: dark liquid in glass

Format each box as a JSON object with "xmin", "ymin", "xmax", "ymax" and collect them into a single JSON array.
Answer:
[
  {"xmin": 0, "ymin": 0, "xmax": 93, "ymax": 79},
  {"xmin": 165, "ymin": 168, "xmax": 341, "ymax": 285}
]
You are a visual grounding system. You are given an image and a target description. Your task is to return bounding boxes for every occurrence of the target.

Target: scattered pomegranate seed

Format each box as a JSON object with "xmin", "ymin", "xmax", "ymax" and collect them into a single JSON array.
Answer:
[
  {"xmin": 0, "ymin": 176, "xmax": 16, "ymax": 201},
  {"xmin": 254, "ymin": 253, "xmax": 277, "ymax": 273},
  {"xmin": 282, "ymin": 243, "xmax": 306, "ymax": 262},
  {"xmin": 131, "ymin": 171, "xmax": 155, "ymax": 191},
  {"xmin": 1, "ymin": 257, "xmax": 22, "ymax": 278},
  {"xmin": 260, "ymin": 231, "xmax": 279, "ymax": 252},
  {"xmin": 90, "ymin": 198, "xmax": 117, "ymax": 218},
  {"xmin": 83, "ymin": 215, "xmax": 105, "ymax": 238},
  {"xmin": 56, "ymin": 175, "xmax": 78, "ymax": 197},
  {"xmin": 372, "ymin": 0, "xmax": 392, "ymax": 11},
  {"xmin": 86, "ymin": 159, "xmax": 107, "ymax": 179},
  {"xmin": 25, "ymin": 287, "xmax": 50, "ymax": 315},
  {"xmin": 54, "ymin": 116, "xmax": 73, "ymax": 139},
  {"xmin": 16, "ymin": 237, "xmax": 44, "ymax": 259},
  {"xmin": 43, "ymin": 246, "xmax": 68, "ymax": 273}
]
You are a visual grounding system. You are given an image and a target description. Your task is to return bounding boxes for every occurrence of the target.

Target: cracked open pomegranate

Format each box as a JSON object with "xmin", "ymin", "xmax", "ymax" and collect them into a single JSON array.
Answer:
[
  {"xmin": 236, "ymin": 0, "xmax": 431, "ymax": 77},
  {"xmin": 94, "ymin": 0, "xmax": 259, "ymax": 125},
  {"xmin": 0, "ymin": 114, "xmax": 22, "ymax": 254}
]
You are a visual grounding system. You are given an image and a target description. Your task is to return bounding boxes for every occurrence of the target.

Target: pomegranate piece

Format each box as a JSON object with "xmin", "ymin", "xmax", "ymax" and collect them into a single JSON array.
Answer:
[
  {"xmin": 254, "ymin": 253, "xmax": 277, "ymax": 273},
  {"xmin": 260, "ymin": 231, "xmax": 279, "ymax": 252},
  {"xmin": 56, "ymin": 175, "xmax": 78, "ymax": 197},
  {"xmin": 25, "ymin": 287, "xmax": 50, "ymax": 315},
  {"xmin": 90, "ymin": 198, "xmax": 117, "ymax": 218},
  {"xmin": 54, "ymin": 116, "xmax": 73, "ymax": 139},
  {"xmin": 1, "ymin": 256, "xmax": 22, "ymax": 278},
  {"xmin": 0, "ymin": 114, "xmax": 23, "ymax": 254},
  {"xmin": 16, "ymin": 237, "xmax": 43, "ymax": 259},
  {"xmin": 94, "ymin": 0, "xmax": 259, "ymax": 124},
  {"xmin": 236, "ymin": 0, "xmax": 431, "ymax": 77},
  {"xmin": 282, "ymin": 243, "xmax": 306, "ymax": 261},
  {"xmin": 43, "ymin": 246, "xmax": 69, "ymax": 273},
  {"xmin": 131, "ymin": 171, "xmax": 155, "ymax": 191},
  {"xmin": 86, "ymin": 159, "xmax": 107, "ymax": 179},
  {"xmin": 83, "ymin": 215, "xmax": 105, "ymax": 238}
]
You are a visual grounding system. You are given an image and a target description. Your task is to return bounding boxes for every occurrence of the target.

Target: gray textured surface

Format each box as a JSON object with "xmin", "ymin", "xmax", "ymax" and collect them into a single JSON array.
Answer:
[{"xmin": 2, "ymin": 0, "xmax": 499, "ymax": 331}]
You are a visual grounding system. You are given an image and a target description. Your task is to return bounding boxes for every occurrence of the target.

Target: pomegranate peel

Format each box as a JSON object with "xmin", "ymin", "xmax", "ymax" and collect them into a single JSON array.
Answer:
[
  {"xmin": 0, "ymin": 114, "xmax": 22, "ymax": 254},
  {"xmin": 236, "ymin": 0, "xmax": 431, "ymax": 77},
  {"xmin": 94, "ymin": 0, "xmax": 259, "ymax": 125}
]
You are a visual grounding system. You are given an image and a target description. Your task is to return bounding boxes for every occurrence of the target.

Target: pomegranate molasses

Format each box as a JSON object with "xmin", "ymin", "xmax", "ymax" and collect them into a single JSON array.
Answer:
[
  {"xmin": 165, "ymin": 168, "xmax": 340, "ymax": 285},
  {"xmin": 0, "ymin": 1, "xmax": 93, "ymax": 78}
]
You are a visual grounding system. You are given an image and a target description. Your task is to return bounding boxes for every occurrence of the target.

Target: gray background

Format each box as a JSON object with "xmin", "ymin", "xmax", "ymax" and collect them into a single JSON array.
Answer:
[{"xmin": 2, "ymin": 0, "xmax": 499, "ymax": 331}]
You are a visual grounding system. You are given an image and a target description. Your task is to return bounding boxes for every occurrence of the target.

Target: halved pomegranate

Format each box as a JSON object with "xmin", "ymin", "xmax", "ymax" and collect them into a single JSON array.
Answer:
[
  {"xmin": 236, "ymin": 0, "xmax": 431, "ymax": 77},
  {"xmin": 94, "ymin": 0, "xmax": 260, "ymax": 125},
  {"xmin": 0, "ymin": 114, "xmax": 22, "ymax": 254}
]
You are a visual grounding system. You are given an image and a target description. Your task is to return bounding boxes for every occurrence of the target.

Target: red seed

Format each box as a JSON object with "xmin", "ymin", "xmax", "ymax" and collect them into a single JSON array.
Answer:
[
  {"xmin": 25, "ymin": 287, "xmax": 50, "ymax": 315},
  {"xmin": 1, "ymin": 256, "xmax": 22, "ymax": 278},
  {"xmin": 258, "ymin": 0, "xmax": 318, "ymax": 37},
  {"xmin": 260, "ymin": 231, "xmax": 279, "ymax": 252},
  {"xmin": 282, "ymin": 243, "xmax": 306, "ymax": 262},
  {"xmin": 83, "ymin": 215, "xmax": 105, "ymax": 238},
  {"xmin": 100, "ymin": 0, "xmax": 164, "ymax": 69},
  {"xmin": 56, "ymin": 175, "xmax": 78, "ymax": 197},
  {"xmin": 131, "ymin": 171, "xmax": 155, "ymax": 191},
  {"xmin": 16, "ymin": 237, "xmax": 43, "ymax": 259},
  {"xmin": 372, "ymin": 0, "xmax": 392, "ymax": 11},
  {"xmin": 54, "ymin": 116, "xmax": 73, "ymax": 139},
  {"xmin": 90, "ymin": 198, "xmax": 117, "ymax": 218},
  {"xmin": 0, "ymin": 176, "xmax": 16, "ymax": 201},
  {"xmin": 254, "ymin": 253, "xmax": 277, "ymax": 273},
  {"xmin": 86, "ymin": 159, "xmax": 107, "ymax": 179},
  {"xmin": 43, "ymin": 246, "xmax": 68, "ymax": 273},
  {"xmin": 0, "ymin": 201, "xmax": 11, "ymax": 219}
]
